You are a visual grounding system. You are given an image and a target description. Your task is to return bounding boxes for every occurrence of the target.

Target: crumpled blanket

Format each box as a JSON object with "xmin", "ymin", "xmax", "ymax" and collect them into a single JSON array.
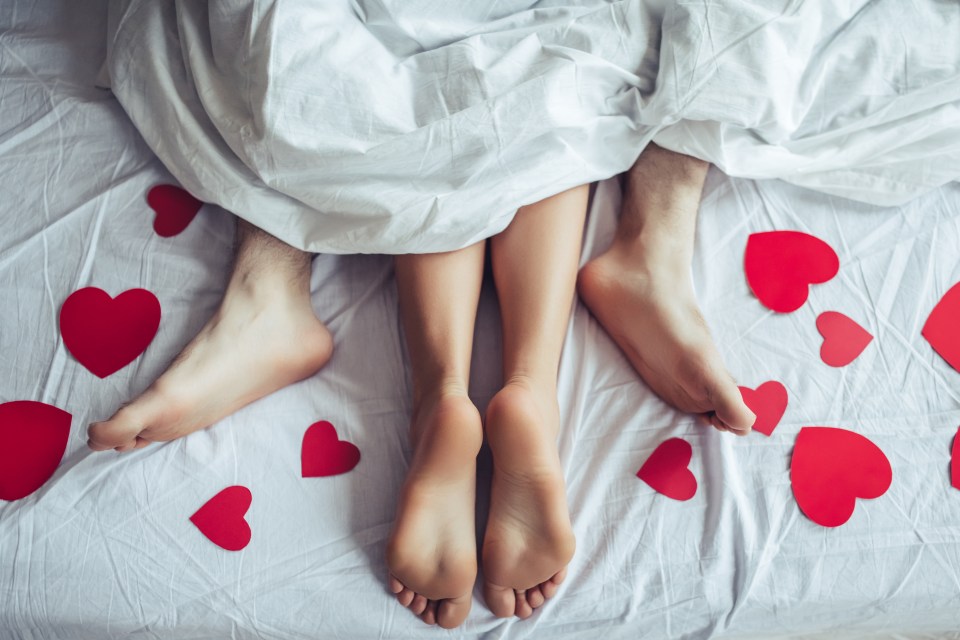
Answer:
[{"xmin": 106, "ymin": 0, "xmax": 960, "ymax": 254}]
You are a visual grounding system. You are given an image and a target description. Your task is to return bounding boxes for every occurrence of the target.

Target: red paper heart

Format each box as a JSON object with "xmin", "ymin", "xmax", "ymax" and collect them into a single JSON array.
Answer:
[
  {"xmin": 952, "ymin": 427, "xmax": 960, "ymax": 491},
  {"xmin": 0, "ymin": 401, "xmax": 72, "ymax": 501},
  {"xmin": 790, "ymin": 427, "xmax": 892, "ymax": 527},
  {"xmin": 59, "ymin": 287, "xmax": 161, "ymax": 378},
  {"xmin": 636, "ymin": 438, "xmax": 697, "ymax": 501},
  {"xmin": 147, "ymin": 184, "xmax": 203, "ymax": 237},
  {"xmin": 744, "ymin": 231, "xmax": 839, "ymax": 313},
  {"xmin": 739, "ymin": 381, "xmax": 788, "ymax": 436},
  {"xmin": 190, "ymin": 486, "xmax": 252, "ymax": 551},
  {"xmin": 302, "ymin": 421, "xmax": 361, "ymax": 477},
  {"xmin": 923, "ymin": 282, "xmax": 960, "ymax": 373},
  {"xmin": 816, "ymin": 311, "xmax": 873, "ymax": 367}
]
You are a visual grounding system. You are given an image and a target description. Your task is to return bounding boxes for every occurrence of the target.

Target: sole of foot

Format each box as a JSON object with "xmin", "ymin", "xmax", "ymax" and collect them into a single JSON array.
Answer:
[
  {"xmin": 386, "ymin": 392, "xmax": 483, "ymax": 629},
  {"xmin": 577, "ymin": 244, "xmax": 754, "ymax": 434},
  {"xmin": 481, "ymin": 381, "xmax": 575, "ymax": 619}
]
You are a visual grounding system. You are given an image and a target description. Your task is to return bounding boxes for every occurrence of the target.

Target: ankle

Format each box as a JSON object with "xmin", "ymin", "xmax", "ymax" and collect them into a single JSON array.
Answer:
[
  {"xmin": 501, "ymin": 374, "xmax": 556, "ymax": 401},
  {"xmin": 412, "ymin": 376, "xmax": 470, "ymax": 411},
  {"xmin": 597, "ymin": 230, "xmax": 692, "ymax": 285},
  {"xmin": 409, "ymin": 392, "xmax": 483, "ymax": 459}
]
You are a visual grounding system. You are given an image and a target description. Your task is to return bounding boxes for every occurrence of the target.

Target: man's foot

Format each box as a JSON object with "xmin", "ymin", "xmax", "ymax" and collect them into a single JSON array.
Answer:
[
  {"xmin": 482, "ymin": 380, "xmax": 575, "ymax": 619},
  {"xmin": 577, "ymin": 240, "xmax": 754, "ymax": 433},
  {"xmin": 386, "ymin": 391, "xmax": 482, "ymax": 629},
  {"xmin": 87, "ymin": 273, "xmax": 333, "ymax": 451}
]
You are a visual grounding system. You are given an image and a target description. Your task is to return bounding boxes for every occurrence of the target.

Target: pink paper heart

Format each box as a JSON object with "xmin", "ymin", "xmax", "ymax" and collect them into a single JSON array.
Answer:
[
  {"xmin": 816, "ymin": 311, "xmax": 873, "ymax": 367},
  {"xmin": 60, "ymin": 287, "xmax": 161, "ymax": 378},
  {"xmin": 190, "ymin": 486, "xmax": 252, "ymax": 551},
  {"xmin": 923, "ymin": 283, "xmax": 960, "ymax": 373},
  {"xmin": 744, "ymin": 231, "xmax": 840, "ymax": 313},
  {"xmin": 301, "ymin": 421, "xmax": 361, "ymax": 478},
  {"xmin": 791, "ymin": 427, "xmax": 892, "ymax": 528},
  {"xmin": 739, "ymin": 381, "xmax": 788, "ymax": 436},
  {"xmin": 0, "ymin": 401, "xmax": 72, "ymax": 501},
  {"xmin": 636, "ymin": 438, "xmax": 697, "ymax": 501},
  {"xmin": 147, "ymin": 184, "xmax": 203, "ymax": 237}
]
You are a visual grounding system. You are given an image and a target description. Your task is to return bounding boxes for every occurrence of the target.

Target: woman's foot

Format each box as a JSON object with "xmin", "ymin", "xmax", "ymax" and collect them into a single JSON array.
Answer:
[
  {"xmin": 386, "ymin": 390, "xmax": 483, "ymax": 629},
  {"xmin": 88, "ymin": 225, "xmax": 332, "ymax": 451},
  {"xmin": 482, "ymin": 380, "xmax": 575, "ymax": 619},
  {"xmin": 577, "ymin": 240, "xmax": 754, "ymax": 433}
]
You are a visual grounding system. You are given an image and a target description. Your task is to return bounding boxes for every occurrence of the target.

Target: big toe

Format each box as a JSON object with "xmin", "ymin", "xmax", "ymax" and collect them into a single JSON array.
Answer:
[
  {"xmin": 708, "ymin": 373, "xmax": 755, "ymax": 434},
  {"xmin": 437, "ymin": 592, "xmax": 472, "ymax": 629},
  {"xmin": 483, "ymin": 582, "xmax": 518, "ymax": 618},
  {"xmin": 88, "ymin": 408, "xmax": 145, "ymax": 452}
]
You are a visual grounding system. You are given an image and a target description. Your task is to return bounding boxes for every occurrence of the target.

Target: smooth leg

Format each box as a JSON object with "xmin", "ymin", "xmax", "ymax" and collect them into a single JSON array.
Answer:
[
  {"xmin": 88, "ymin": 220, "xmax": 332, "ymax": 451},
  {"xmin": 386, "ymin": 242, "xmax": 486, "ymax": 629},
  {"xmin": 482, "ymin": 185, "xmax": 586, "ymax": 619},
  {"xmin": 578, "ymin": 144, "xmax": 755, "ymax": 433}
]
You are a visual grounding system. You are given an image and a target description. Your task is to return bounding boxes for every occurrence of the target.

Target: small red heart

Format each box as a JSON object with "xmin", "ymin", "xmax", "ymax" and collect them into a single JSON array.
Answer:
[
  {"xmin": 739, "ymin": 381, "xmax": 788, "ymax": 436},
  {"xmin": 301, "ymin": 421, "xmax": 361, "ymax": 477},
  {"xmin": 952, "ymin": 427, "xmax": 960, "ymax": 491},
  {"xmin": 59, "ymin": 287, "xmax": 161, "ymax": 378},
  {"xmin": 190, "ymin": 486, "xmax": 252, "ymax": 551},
  {"xmin": 0, "ymin": 401, "xmax": 72, "ymax": 501},
  {"xmin": 923, "ymin": 282, "xmax": 960, "ymax": 373},
  {"xmin": 636, "ymin": 438, "xmax": 697, "ymax": 501},
  {"xmin": 790, "ymin": 427, "xmax": 892, "ymax": 527},
  {"xmin": 744, "ymin": 231, "xmax": 839, "ymax": 313},
  {"xmin": 816, "ymin": 311, "xmax": 873, "ymax": 367},
  {"xmin": 147, "ymin": 185, "xmax": 203, "ymax": 237}
]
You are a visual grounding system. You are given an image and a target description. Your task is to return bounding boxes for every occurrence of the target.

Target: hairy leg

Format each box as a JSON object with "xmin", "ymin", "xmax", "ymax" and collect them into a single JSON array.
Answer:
[
  {"xmin": 88, "ymin": 220, "xmax": 332, "ymax": 451},
  {"xmin": 578, "ymin": 143, "xmax": 755, "ymax": 433},
  {"xmin": 386, "ymin": 242, "xmax": 486, "ymax": 629},
  {"xmin": 482, "ymin": 185, "xmax": 586, "ymax": 619}
]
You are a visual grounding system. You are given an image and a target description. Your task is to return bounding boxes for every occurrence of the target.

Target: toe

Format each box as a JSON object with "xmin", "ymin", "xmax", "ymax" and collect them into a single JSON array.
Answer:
[
  {"xmin": 544, "ymin": 567, "xmax": 567, "ymax": 596},
  {"xmin": 514, "ymin": 591, "xmax": 534, "ymax": 619},
  {"xmin": 397, "ymin": 588, "xmax": 414, "ymax": 607},
  {"xmin": 526, "ymin": 586, "xmax": 545, "ymax": 608},
  {"xmin": 709, "ymin": 376, "xmax": 754, "ymax": 434},
  {"xmin": 708, "ymin": 414, "xmax": 729, "ymax": 433},
  {"xmin": 388, "ymin": 576, "xmax": 404, "ymax": 594},
  {"xmin": 410, "ymin": 594, "xmax": 428, "ymax": 616},
  {"xmin": 483, "ymin": 582, "xmax": 517, "ymax": 618},
  {"xmin": 88, "ymin": 411, "xmax": 143, "ymax": 452},
  {"xmin": 437, "ymin": 592, "xmax": 472, "ymax": 629},
  {"xmin": 540, "ymin": 579, "xmax": 559, "ymax": 599},
  {"xmin": 420, "ymin": 601, "xmax": 437, "ymax": 625}
]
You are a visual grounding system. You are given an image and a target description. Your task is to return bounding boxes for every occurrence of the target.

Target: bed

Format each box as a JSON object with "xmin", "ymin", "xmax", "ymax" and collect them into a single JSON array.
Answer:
[{"xmin": 3, "ymin": 2, "xmax": 960, "ymax": 639}]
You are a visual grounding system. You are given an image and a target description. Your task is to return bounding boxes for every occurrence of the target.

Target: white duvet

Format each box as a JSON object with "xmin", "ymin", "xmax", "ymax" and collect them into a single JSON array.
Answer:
[{"xmin": 106, "ymin": 0, "xmax": 960, "ymax": 255}]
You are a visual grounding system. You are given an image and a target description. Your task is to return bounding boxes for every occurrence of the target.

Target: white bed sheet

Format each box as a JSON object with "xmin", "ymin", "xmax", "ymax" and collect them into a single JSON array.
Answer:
[{"xmin": 3, "ymin": 3, "xmax": 960, "ymax": 639}]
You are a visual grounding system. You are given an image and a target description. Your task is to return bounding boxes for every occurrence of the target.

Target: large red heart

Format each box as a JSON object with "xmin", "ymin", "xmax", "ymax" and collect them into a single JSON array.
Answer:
[
  {"xmin": 816, "ymin": 311, "xmax": 873, "ymax": 367},
  {"xmin": 301, "ymin": 421, "xmax": 361, "ymax": 477},
  {"xmin": 952, "ymin": 427, "xmax": 960, "ymax": 491},
  {"xmin": 923, "ymin": 282, "xmax": 960, "ymax": 373},
  {"xmin": 636, "ymin": 438, "xmax": 697, "ymax": 501},
  {"xmin": 739, "ymin": 381, "xmax": 788, "ymax": 436},
  {"xmin": 190, "ymin": 486, "xmax": 252, "ymax": 551},
  {"xmin": 790, "ymin": 427, "xmax": 892, "ymax": 527},
  {"xmin": 147, "ymin": 184, "xmax": 203, "ymax": 237},
  {"xmin": 744, "ymin": 231, "xmax": 839, "ymax": 313},
  {"xmin": 0, "ymin": 401, "xmax": 72, "ymax": 501},
  {"xmin": 59, "ymin": 287, "xmax": 161, "ymax": 378}
]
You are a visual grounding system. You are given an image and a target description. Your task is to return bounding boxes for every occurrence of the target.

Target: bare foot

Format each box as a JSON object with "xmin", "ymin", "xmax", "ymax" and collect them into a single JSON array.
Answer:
[
  {"xmin": 87, "ymin": 274, "xmax": 333, "ymax": 452},
  {"xmin": 482, "ymin": 380, "xmax": 575, "ymax": 619},
  {"xmin": 386, "ymin": 391, "xmax": 482, "ymax": 629},
  {"xmin": 577, "ymin": 240, "xmax": 754, "ymax": 433}
]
